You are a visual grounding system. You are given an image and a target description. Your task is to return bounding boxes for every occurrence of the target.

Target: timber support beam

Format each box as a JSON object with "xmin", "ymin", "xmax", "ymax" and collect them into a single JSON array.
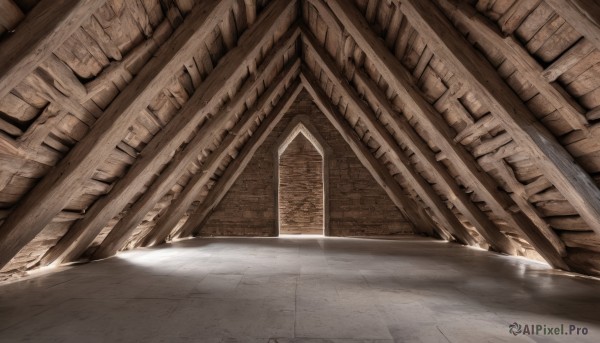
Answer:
[{"xmin": 326, "ymin": 0, "xmax": 568, "ymax": 269}]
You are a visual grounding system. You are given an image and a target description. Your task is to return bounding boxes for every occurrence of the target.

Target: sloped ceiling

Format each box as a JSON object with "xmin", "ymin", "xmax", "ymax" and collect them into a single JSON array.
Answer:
[{"xmin": 0, "ymin": 0, "xmax": 600, "ymax": 279}]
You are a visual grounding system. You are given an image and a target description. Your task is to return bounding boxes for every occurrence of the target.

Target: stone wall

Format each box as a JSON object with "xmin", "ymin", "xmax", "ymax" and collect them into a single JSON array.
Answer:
[{"xmin": 200, "ymin": 90, "xmax": 414, "ymax": 236}]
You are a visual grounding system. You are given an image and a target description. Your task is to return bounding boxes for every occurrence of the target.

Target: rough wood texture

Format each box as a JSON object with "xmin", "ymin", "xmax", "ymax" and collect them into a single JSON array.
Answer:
[
  {"xmin": 0, "ymin": 0, "xmax": 232, "ymax": 270},
  {"xmin": 0, "ymin": 0, "xmax": 105, "ymax": 100},
  {"xmin": 439, "ymin": 0, "xmax": 587, "ymax": 132},
  {"xmin": 308, "ymin": 0, "xmax": 515, "ymax": 254},
  {"xmin": 87, "ymin": 0, "xmax": 298, "ymax": 261},
  {"xmin": 401, "ymin": 0, "xmax": 600, "ymax": 239},
  {"xmin": 303, "ymin": 30, "xmax": 476, "ymax": 246},
  {"xmin": 352, "ymin": 66, "xmax": 517, "ymax": 255},
  {"xmin": 544, "ymin": 0, "xmax": 600, "ymax": 51},
  {"xmin": 41, "ymin": 1, "xmax": 298, "ymax": 265},
  {"xmin": 327, "ymin": 0, "xmax": 568, "ymax": 269},
  {"xmin": 3, "ymin": 0, "xmax": 600, "ymax": 279}
]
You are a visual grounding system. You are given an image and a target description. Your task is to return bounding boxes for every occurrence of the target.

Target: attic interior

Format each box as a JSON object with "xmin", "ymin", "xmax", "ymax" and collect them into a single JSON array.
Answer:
[{"xmin": 1, "ymin": 0, "xmax": 600, "ymax": 341}]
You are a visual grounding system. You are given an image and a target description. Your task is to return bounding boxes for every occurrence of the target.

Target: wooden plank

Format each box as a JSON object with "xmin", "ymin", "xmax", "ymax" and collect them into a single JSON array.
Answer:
[
  {"xmin": 560, "ymin": 231, "xmax": 600, "ymax": 252},
  {"xmin": 328, "ymin": 0, "xmax": 569, "ymax": 269},
  {"xmin": 0, "ymin": 0, "xmax": 232, "ymax": 270},
  {"xmin": 498, "ymin": 0, "xmax": 542, "ymax": 34},
  {"xmin": 91, "ymin": 59, "xmax": 301, "ymax": 260},
  {"xmin": 543, "ymin": 38, "xmax": 595, "ymax": 82},
  {"xmin": 454, "ymin": 114, "xmax": 499, "ymax": 145},
  {"xmin": 301, "ymin": 70, "xmax": 440, "ymax": 238},
  {"xmin": 439, "ymin": 0, "xmax": 588, "ymax": 132},
  {"xmin": 142, "ymin": 68, "xmax": 301, "ymax": 246},
  {"xmin": 39, "ymin": 0, "xmax": 298, "ymax": 266},
  {"xmin": 244, "ymin": 0, "xmax": 256, "ymax": 26},
  {"xmin": 302, "ymin": 30, "xmax": 476, "ymax": 246},
  {"xmin": 18, "ymin": 104, "xmax": 66, "ymax": 149},
  {"xmin": 177, "ymin": 81, "xmax": 304, "ymax": 238},
  {"xmin": 30, "ymin": 71, "xmax": 98, "ymax": 125},
  {"xmin": 0, "ymin": 116, "xmax": 22, "ymax": 137},
  {"xmin": 544, "ymin": 0, "xmax": 600, "ymax": 51},
  {"xmin": 39, "ymin": 54, "xmax": 88, "ymax": 100},
  {"xmin": 491, "ymin": 158, "xmax": 566, "ymax": 254},
  {"xmin": 0, "ymin": 0, "xmax": 105, "ymax": 101},
  {"xmin": 402, "ymin": 0, "xmax": 600, "ymax": 242},
  {"xmin": 588, "ymin": 106, "xmax": 600, "ymax": 121}
]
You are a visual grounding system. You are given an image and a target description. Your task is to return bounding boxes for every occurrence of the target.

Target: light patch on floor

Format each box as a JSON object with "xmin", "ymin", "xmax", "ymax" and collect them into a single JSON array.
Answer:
[{"xmin": 0, "ymin": 236, "xmax": 599, "ymax": 342}]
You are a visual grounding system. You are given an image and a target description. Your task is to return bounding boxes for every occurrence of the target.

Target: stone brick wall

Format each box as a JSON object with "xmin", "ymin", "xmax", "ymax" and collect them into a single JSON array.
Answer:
[
  {"xmin": 200, "ymin": 90, "xmax": 414, "ymax": 236},
  {"xmin": 279, "ymin": 134, "xmax": 324, "ymax": 234}
]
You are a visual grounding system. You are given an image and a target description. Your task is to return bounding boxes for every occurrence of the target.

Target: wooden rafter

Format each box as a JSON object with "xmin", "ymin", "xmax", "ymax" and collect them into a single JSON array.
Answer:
[
  {"xmin": 542, "ymin": 38, "xmax": 595, "ymax": 84},
  {"xmin": 39, "ymin": 0, "xmax": 298, "ymax": 266},
  {"xmin": 177, "ymin": 81, "xmax": 305, "ymax": 238},
  {"xmin": 4, "ymin": 0, "xmax": 600, "ymax": 278},
  {"xmin": 400, "ymin": 0, "xmax": 600, "ymax": 239},
  {"xmin": 326, "ymin": 0, "xmax": 568, "ymax": 269},
  {"xmin": 300, "ymin": 70, "xmax": 442, "ymax": 240},
  {"xmin": 302, "ymin": 29, "xmax": 476, "ymax": 246},
  {"xmin": 143, "ymin": 66, "xmax": 302, "ymax": 245},
  {"xmin": 306, "ymin": 0, "xmax": 515, "ymax": 254},
  {"xmin": 0, "ymin": 0, "xmax": 233, "ymax": 270},
  {"xmin": 352, "ymin": 64, "xmax": 517, "ymax": 255},
  {"xmin": 0, "ymin": 0, "xmax": 105, "ymax": 100},
  {"xmin": 92, "ymin": 59, "xmax": 301, "ymax": 260},
  {"xmin": 437, "ymin": 0, "xmax": 587, "ymax": 132}
]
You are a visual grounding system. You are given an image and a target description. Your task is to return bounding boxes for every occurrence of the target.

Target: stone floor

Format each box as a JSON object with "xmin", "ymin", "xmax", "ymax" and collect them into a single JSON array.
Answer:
[{"xmin": 0, "ymin": 236, "xmax": 599, "ymax": 342}]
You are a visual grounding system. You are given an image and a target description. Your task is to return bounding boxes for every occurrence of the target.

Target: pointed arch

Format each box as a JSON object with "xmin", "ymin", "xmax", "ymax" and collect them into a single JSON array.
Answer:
[{"xmin": 273, "ymin": 115, "xmax": 333, "ymax": 236}]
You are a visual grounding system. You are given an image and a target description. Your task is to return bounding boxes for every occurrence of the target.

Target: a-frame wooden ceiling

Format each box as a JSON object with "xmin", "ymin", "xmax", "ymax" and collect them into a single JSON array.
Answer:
[{"xmin": 1, "ymin": 0, "xmax": 600, "ymax": 279}]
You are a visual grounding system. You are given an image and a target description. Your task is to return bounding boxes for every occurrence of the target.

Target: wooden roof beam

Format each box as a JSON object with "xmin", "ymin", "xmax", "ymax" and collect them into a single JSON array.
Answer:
[
  {"xmin": 38, "ymin": 0, "xmax": 298, "ymax": 266},
  {"xmin": 399, "ymin": 0, "xmax": 600, "ymax": 242},
  {"xmin": 306, "ymin": 0, "xmax": 515, "ymax": 254},
  {"xmin": 143, "ymin": 65, "xmax": 301, "ymax": 246},
  {"xmin": 301, "ymin": 29, "xmax": 476, "ymax": 246},
  {"xmin": 177, "ymin": 81, "xmax": 304, "ymax": 238},
  {"xmin": 544, "ymin": 0, "xmax": 600, "ymax": 51},
  {"xmin": 92, "ymin": 59, "xmax": 301, "ymax": 260},
  {"xmin": 352, "ymin": 65, "xmax": 517, "ymax": 255},
  {"xmin": 326, "ymin": 0, "xmax": 568, "ymax": 269},
  {"xmin": 0, "ymin": 0, "xmax": 233, "ymax": 270},
  {"xmin": 300, "ymin": 69, "xmax": 441, "ymax": 239},
  {"xmin": 0, "ymin": 0, "xmax": 105, "ymax": 100}
]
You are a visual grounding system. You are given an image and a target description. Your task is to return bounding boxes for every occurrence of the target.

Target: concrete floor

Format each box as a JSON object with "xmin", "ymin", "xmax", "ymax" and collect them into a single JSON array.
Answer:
[{"xmin": 0, "ymin": 236, "xmax": 599, "ymax": 343}]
